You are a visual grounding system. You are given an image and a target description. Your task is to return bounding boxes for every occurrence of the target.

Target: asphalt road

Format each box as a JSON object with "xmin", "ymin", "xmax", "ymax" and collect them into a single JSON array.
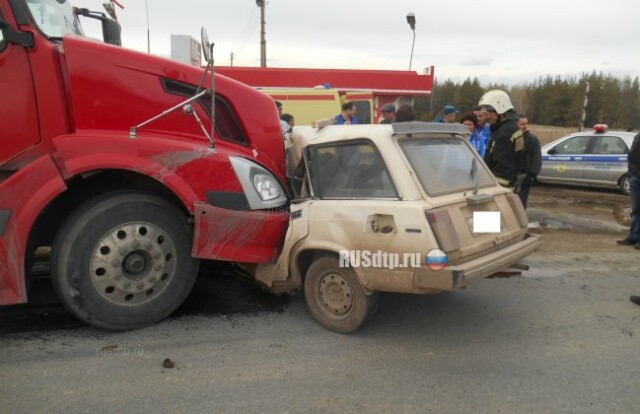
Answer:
[{"xmin": 1, "ymin": 185, "xmax": 639, "ymax": 414}]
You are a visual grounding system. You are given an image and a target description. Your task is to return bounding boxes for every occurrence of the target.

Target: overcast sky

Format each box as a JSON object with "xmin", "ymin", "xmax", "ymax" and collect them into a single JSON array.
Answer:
[{"xmin": 73, "ymin": 0, "xmax": 639, "ymax": 85}]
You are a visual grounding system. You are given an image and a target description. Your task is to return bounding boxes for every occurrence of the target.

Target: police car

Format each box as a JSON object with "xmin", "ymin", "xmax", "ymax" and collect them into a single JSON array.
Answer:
[{"xmin": 537, "ymin": 125, "xmax": 636, "ymax": 195}]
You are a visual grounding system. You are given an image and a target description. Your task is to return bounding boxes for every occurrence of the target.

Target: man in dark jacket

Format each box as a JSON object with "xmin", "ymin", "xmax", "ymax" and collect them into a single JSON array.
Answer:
[
  {"xmin": 618, "ymin": 132, "xmax": 640, "ymax": 249},
  {"xmin": 515, "ymin": 115, "xmax": 542, "ymax": 208},
  {"xmin": 620, "ymin": 132, "xmax": 640, "ymax": 305},
  {"xmin": 479, "ymin": 90, "xmax": 524, "ymax": 189}
]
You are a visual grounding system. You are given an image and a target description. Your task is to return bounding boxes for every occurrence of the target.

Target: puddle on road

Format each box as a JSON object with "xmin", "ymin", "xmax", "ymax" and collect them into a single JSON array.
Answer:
[
  {"xmin": 527, "ymin": 204, "xmax": 630, "ymax": 232},
  {"xmin": 529, "ymin": 185, "xmax": 631, "ymax": 230}
]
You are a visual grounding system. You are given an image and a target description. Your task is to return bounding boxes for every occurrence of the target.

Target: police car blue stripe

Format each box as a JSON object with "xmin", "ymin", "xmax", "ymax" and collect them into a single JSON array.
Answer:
[{"xmin": 543, "ymin": 155, "xmax": 626, "ymax": 163}]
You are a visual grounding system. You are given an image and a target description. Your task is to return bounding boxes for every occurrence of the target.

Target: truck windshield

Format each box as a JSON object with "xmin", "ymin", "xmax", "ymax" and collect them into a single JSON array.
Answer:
[
  {"xmin": 26, "ymin": 0, "xmax": 83, "ymax": 38},
  {"xmin": 400, "ymin": 137, "xmax": 495, "ymax": 196}
]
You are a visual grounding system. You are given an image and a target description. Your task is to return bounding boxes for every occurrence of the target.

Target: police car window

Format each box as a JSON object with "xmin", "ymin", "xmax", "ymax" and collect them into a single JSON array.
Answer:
[
  {"xmin": 309, "ymin": 141, "xmax": 398, "ymax": 199},
  {"xmin": 554, "ymin": 136, "xmax": 591, "ymax": 155},
  {"xmin": 592, "ymin": 136, "xmax": 628, "ymax": 155}
]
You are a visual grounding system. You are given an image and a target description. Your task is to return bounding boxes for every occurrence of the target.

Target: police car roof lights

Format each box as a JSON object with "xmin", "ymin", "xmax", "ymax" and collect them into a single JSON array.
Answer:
[{"xmin": 593, "ymin": 124, "xmax": 608, "ymax": 133}]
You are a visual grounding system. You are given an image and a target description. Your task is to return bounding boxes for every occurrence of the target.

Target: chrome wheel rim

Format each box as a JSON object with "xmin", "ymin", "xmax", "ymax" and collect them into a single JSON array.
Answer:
[{"xmin": 90, "ymin": 222, "xmax": 177, "ymax": 306}]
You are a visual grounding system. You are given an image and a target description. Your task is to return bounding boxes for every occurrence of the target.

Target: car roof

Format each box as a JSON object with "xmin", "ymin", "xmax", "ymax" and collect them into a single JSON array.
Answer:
[
  {"xmin": 290, "ymin": 122, "xmax": 468, "ymax": 149},
  {"xmin": 542, "ymin": 129, "xmax": 637, "ymax": 149}
]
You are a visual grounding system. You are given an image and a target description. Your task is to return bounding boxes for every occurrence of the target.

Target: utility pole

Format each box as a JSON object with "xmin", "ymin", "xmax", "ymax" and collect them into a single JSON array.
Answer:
[
  {"xmin": 145, "ymin": 0, "xmax": 150, "ymax": 53},
  {"xmin": 230, "ymin": 52, "xmax": 234, "ymax": 66},
  {"xmin": 256, "ymin": 0, "xmax": 266, "ymax": 67},
  {"xmin": 579, "ymin": 81, "xmax": 590, "ymax": 132}
]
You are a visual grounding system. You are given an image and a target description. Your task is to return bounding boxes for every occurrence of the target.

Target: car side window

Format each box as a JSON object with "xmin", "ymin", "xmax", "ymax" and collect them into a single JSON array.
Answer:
[
  {"xmin": 554, "ymin": 136, "xmax": 592, "ymax": 155},
  {"xmin": 592, "ymin": 136, "xmax": 628, "ymax": 155},
  {"xmin": 309, "ymin": 140, "xmax": 398, "ymax": 199}
]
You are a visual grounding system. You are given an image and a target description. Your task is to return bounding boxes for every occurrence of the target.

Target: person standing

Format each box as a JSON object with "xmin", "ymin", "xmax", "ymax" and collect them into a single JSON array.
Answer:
[
  {"xmin": 460, "ymin": 113, "xmax": 486, "ymax": 157},
  {"xmin": 619, "ymin": 132, "xmax": 640, "ymax": 306},
  {"xmin": 515, "ymin": 114, "xmax": 542, "ymax": 208},
  {"xmin": 473, "ymin": 106, "xmax": 491, "ymax": 141},
  {"xmin": 479, "ymin": 90, "xmax": 525, "ymax": 195},
  {"xmin": 433, "ymin": 104, "xmax": 457, "ymax": 123},
  {"xmin": 617, "ymin": 132, "xmax": 640, "ymax": 249},
  {"xmin": 380, "ymin": 104, "xmax": 396, "ymax": 124},
  {"xmin": 334, "ymin": 102, "xmax": 359, "ymax": 125},
  {"xmin": 275, "ymin": 100, "xmax": 291, "ymax": 135},
  {"xmin": 280, "ymin": 113, "xmax": 295, "ymax": 133},
  {"xmin": 395, "ymin": 104, "xmax": 417, "ymax": 122}
]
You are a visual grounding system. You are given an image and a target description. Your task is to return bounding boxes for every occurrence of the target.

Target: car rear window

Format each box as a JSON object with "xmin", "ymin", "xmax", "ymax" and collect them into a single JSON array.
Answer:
[{"xmin": 400, "ymin": 137, "xmax": 495, "ymax": 196}]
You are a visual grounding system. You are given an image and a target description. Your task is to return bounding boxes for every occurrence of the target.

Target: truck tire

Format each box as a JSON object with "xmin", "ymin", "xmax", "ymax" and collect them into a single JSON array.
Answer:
[
  {"xmin": 51, "ymin": 192, "xmax": 199, "ymax": 330},
  {"xmin": 304, "ymin": 256, "xmax": 378, "ymax": 334}
]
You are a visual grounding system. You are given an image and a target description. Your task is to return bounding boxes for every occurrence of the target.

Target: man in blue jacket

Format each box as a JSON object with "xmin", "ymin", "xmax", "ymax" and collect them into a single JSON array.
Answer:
[{"xmin": 334, "ymin": 102, "xmax": 359, "ymax": 125}]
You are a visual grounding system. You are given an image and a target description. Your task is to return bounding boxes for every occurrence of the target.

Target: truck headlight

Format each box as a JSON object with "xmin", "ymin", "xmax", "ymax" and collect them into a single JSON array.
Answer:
[
  {"xmin": 229, "ymin": 156, "xmax": 288, "ymax": 209},
  {"xmin": 253, "ymin": 173, "xmax": 281, "ymax": 201}
]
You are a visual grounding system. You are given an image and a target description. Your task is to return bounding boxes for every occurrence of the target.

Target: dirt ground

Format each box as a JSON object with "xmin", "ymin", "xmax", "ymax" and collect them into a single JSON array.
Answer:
[{"xmin": 527, "ymin": 183, "xmax": 631, "ymax": 255}]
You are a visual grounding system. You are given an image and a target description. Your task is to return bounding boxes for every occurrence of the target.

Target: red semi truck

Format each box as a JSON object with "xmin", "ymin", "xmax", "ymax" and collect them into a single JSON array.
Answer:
[{"xmin": 0, "ymin": 0, "xmax": 290, "ymax": 330}]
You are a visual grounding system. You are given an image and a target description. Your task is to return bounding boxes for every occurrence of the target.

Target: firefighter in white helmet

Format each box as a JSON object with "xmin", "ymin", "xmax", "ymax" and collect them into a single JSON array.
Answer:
[{"xmin": 479, "ymin": 90, "xmax": 528, "ymax": 206}]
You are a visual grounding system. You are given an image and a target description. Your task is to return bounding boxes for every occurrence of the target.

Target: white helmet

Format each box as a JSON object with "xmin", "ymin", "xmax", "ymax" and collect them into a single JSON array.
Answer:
[{"xmin": 478, "ymin": 90, "xmax": 514, "ymax": 115}]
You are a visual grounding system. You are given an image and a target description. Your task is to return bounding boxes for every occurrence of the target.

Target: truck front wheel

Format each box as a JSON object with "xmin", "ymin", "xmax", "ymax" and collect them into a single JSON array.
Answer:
[
  {"xmin": 304, "ymin": 256, "xmax": 378, "ymax": 334},
  {"xmin": 51, "ymin": 192, "xmax": 199, "ymax": 330}
]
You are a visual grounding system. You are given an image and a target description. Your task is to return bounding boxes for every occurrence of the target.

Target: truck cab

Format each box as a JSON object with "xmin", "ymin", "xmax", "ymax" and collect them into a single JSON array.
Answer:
[{"xmin": 0, "ymin": 0, "xmax": 289, "ymax": 329}]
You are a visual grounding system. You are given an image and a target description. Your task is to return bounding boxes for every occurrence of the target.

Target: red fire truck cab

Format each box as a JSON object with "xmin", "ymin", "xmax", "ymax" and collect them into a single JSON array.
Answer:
[{"xmin": 0, "ymin": 0, "xmax": 289, "ymax": 330}]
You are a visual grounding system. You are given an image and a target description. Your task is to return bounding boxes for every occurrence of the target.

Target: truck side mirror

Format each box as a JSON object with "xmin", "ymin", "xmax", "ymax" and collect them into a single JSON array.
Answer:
[
  {"xmin": 0, "ymin": 17, "xmax": 35, "ymax": 48},
  {"xmin": 101, "ymin": 18, "xmax": 121, "ymax": 46},
  {"xmin": 73, "ymin": 8, "xmax": 121, "ymax": 46}
]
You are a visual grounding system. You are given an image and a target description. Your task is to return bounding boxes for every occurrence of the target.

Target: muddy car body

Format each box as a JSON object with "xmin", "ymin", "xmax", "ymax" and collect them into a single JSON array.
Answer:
[{"xmin": 255, "ymin": 122, "xmax": 541, "ymax": 333}]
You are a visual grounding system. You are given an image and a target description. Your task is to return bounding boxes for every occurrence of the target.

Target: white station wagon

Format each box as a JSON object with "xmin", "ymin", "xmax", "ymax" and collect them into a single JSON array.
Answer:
[{"xmin": 254, "ymin": 122, "xmax": 541, "ymax": 333}]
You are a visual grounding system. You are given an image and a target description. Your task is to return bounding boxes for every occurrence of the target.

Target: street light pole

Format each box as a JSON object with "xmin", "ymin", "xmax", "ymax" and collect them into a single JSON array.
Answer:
[
  {"xmin": 406, "ymin": 13, "xmax": 416, "ymax": 71},
  {"xmin": 256, "ymin": 0, "xmax": 266, "ymax": 67},
  {"xmin": 145, "ymin": 0, "xmax": 150, "ymax": 53}
]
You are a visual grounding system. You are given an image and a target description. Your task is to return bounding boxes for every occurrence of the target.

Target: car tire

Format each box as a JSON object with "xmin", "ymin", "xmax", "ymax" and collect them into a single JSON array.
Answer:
[
  {"xmin": 304, "ymin": 255, "xmax": 378, "ymax": 334},
  {"xmin": 619, "ymin": 174, "xmax": 630, "ymax": 196},
  {"xmin": 51, "ymin": 191, "xmax": 199, "ymax": 331}
]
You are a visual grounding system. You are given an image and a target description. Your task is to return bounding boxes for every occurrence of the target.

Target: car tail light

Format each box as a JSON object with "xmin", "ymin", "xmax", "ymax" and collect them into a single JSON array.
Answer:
[
  {"xmin": 506, "ymin": 193, "xmax": 528, "ymax": 228},
  {"xmin": 425, "ymin": 208, "xmax": 460, "ymax": 252}
]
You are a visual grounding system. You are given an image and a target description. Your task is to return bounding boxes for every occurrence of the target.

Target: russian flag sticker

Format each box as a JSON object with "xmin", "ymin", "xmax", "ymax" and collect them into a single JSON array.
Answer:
[{"xmin": 425, "ymin": 249, "xmax": 448, "ymax": 271}]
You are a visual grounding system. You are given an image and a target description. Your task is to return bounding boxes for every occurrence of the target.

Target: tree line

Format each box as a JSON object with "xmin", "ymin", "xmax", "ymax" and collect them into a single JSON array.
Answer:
[{"xmin": 415, "ymin": 72, "xmax": 640, "ymax": 130}]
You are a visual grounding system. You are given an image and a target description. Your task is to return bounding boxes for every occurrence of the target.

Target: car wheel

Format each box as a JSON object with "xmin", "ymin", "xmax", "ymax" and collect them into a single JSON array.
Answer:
[
  {"xmin": 51, "ymin": 192, "xmax": 199, "ymax": 331},
  {"xmin": 304, "ymin": 256, "xmax": 378, "ymax": 333},
  {"xmin": 619, "ymin": 174, "xmax": 630, "ymax": 196}
]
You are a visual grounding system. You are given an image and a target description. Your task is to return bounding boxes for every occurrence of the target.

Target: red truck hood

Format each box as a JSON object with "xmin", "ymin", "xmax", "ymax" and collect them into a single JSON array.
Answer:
[{"xmin": 62, "ymin": 35, "xmax": 286, "ymax": 182}]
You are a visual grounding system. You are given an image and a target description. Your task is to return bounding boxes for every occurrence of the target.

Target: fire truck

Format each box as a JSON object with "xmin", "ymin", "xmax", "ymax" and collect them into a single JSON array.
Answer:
[
  {"xmin": 0, "ymin": 0, "xmax": 289, "ymax": 330},
  {"xmin": 216, "ymin": 66, "xmax": 435, "ymax": 124}
]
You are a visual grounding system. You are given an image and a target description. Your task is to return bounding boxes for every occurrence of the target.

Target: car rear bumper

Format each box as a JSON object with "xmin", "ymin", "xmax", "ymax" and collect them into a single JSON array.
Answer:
[{"xmin": 413, "ymin": 234, "xmax": 541, "ymax": 290}]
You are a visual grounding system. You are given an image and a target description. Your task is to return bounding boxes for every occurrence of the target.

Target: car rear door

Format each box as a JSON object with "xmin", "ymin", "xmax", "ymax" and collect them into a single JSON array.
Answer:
[
  {"xmin": 305, "ymin": 139, "xmax": 419, "ymax": 280},
  {"xmin": 584, "ymin": 135, "xmax": 628, "ymax": 185},
  {"xmin": 399, "ymin": 136, "xmax": 528, "ymax": 263}
]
